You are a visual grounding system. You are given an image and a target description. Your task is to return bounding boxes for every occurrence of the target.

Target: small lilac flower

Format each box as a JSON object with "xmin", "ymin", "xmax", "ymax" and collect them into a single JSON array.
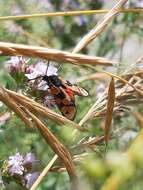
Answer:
[
  {"xmin": 8, "ymin": 165, "xmax": 24, "ymax": 176},
  {"xmin": 8, "ymin": 153, "xmax": 24, "ymax": 176},
  {"xmin": 25, "ymin": 62, "xmax": 58, "ymax": 80},
  {"xmin": 7, "ymin": 56, "xmax": 29, "ymax": 74},
  {"xmin": 24, "ymin": 172, "xmax": 40, "ymax": 189},
  {"xmin": 25, "ymin": 64, "xmax": 35, "ymax": 74},
  {"xmin": 1, "ymin": 152, "xmax": 39, "ymax": 189},
  {"xmin": 25, "ymin": 62, "xmax": 58, "ymax": 91},
  {"xmin": 8, "ymin": 153, "xmax": 23, "ymax": 167},
  {"xmin": 23, "ymin": 153, "xmax": 36, "ymax": 169}
]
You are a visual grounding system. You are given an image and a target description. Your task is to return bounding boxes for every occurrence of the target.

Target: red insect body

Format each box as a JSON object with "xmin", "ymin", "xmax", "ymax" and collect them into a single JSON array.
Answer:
[{"xmin": 45, "ymin": 76, "xmax": 88, "ymax": 120}]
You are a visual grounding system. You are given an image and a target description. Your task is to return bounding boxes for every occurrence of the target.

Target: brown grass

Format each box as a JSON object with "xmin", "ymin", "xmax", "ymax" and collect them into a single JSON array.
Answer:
[
  {"xmin": 73, "ymin": 0, "xmax": 128, "ymax": 53},
  {"xmin": 0, "ymin": 42, "xmax": 114, "ymax": 67},
  {"xmin": 104, "ymin": 78, "xmax": 115, "ymax": 144}
]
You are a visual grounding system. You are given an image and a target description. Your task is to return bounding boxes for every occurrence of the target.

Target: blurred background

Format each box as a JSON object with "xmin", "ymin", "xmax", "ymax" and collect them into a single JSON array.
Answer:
[{"xmin": 0, "ymin": 0, "xmax": 143, "ymax": 189}]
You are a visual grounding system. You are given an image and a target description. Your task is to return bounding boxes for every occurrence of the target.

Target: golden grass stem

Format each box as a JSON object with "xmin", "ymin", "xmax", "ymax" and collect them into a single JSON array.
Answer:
[
  {"xmin": 73, "ymin": 0, "xmax": 128, "ymax": 53},
  {"xmin": 30, "ymin": 155, "xmax": 58, "ymax": 190},
  {"xmin": 0, "ymin": 86, "xmax": 33, "ymax": 128},
  {"xmin": 26, "ymin": 110, "xmax": 78, "ymax": 188},
  {"xmin": 0, "ymin": 42, "xmax": 113, "ymax": 67},
  {"xmin": 0, "ymin": 8, "xmax": 142, "ymax": 21}
]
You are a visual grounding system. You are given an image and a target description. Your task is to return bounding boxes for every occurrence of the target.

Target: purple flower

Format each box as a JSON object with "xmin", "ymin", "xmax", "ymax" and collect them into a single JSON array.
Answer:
[
  {"xmin": 1, "ymin": 152, "xmax": 39, "ymax": 189},
  {"xmin": 7, "ymin": 56, "xmax": 29, "ymax": 74},
  {"xmin": 8, "ymin": 165, "xmax": 24, "ymax": 176},
  {"xmin": 25, "ymin": 62, "xmax": 58, "ymax": 91},
  {"xmin": 24, "ymin": 172, "xmax": 40, "ymax": 189},
  {"xmin": 8, "ymin": 153, "xmax": 23, "ymax": 166},
  {"xmin": 25, "ymin": 64, "xmax": 35, "ymax": 74},
  {"xmin": 25, "ymin": 62, "xmax": 58, "ymax": 80},
  {"xmin": 8, "ymin": 153, "xmax": 24, "ymax": 176},
  {"xmin": 23, "ymin": 153, "xmax": 37, "ymax": 169}
]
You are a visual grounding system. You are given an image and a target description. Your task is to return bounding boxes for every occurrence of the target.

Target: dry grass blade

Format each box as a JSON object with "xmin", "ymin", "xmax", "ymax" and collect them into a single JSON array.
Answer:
[
  {"xmin": 104, "ymin": 77, "xmax": 115, "ymax": 144},
  {"xmin": 30, "ymin": 155, "xmax": 58, "ymax": 190},
  {"xmin": 6, "ymin": 88, "xmax": 86, "ymax": 132},
  {"xmin": 73, "ymin": 0, "xmax": 128, "ymax": 53},
  {"xmin": 26, "ymin": 110, "xmax": 78, "ymax": 189},
  {"xmin": 77, "ymin": 136, "xmax": 105, "ymax": 147},
  {"xmin": 0, "ymin": 86, "xmax": 33, "ymax": 128},
  {"xmin": 0, "ymin": 42, "xmax": 114, "ymax": 66}
]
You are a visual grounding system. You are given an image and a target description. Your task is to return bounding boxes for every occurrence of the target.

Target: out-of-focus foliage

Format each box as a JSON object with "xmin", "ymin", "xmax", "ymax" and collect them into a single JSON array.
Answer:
[{"xmin": 0, "ymin": 0, "xmax": 143, "ymax": 189}]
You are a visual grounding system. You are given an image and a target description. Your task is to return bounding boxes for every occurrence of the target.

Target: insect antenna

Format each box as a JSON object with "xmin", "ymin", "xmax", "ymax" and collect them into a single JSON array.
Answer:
[{"xmin": 45, "ymin": 60, "xmax": 50, "ymax": 75}]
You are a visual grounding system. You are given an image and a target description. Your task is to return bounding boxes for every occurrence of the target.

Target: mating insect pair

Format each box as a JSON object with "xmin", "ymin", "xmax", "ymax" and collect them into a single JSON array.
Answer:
[{"xmin": 28, "ymin": 62, "xmax": 88, "ymax": 120}]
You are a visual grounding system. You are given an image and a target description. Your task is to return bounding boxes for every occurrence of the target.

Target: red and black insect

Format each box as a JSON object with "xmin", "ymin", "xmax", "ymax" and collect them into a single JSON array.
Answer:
[{"xmin": 29, "ymin": 62, "xmax": 88, "ymax": 120}]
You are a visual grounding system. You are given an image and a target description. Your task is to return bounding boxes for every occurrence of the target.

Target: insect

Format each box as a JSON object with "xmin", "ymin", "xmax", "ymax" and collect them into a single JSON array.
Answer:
[{"xmin": 28, "ymin": 62, "xmax": 88, "ymax": 120}]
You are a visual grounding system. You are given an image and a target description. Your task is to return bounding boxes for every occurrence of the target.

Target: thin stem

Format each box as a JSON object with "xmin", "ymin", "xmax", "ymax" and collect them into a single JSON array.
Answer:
[
  {"xmin": 30, "ymin": 155, "xmax": 58, "ymax": 190},
  {"xmin": 0, "ymin": 8, "xmax": 142, "ymax": 21}
]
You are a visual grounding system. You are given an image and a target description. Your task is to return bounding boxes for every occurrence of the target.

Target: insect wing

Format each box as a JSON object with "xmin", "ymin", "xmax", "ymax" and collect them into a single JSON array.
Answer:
[
  {"xmin": 57, "ymin": 87, "xmax": 76, "ymax": 120},
  {"xmin": 59, "ymin": 77, "xmax": 88, "ymax": 97},
  {"xmin": 70, "ymin": 85, "xmax": 89, "ymax": 97},
  {"xmin": 60, "ymin": 105, "xmax": 76, "ymax": 120},
  {"xmin": 50, "ymin": 85, "xmax": 76, "ymax": 120}
]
